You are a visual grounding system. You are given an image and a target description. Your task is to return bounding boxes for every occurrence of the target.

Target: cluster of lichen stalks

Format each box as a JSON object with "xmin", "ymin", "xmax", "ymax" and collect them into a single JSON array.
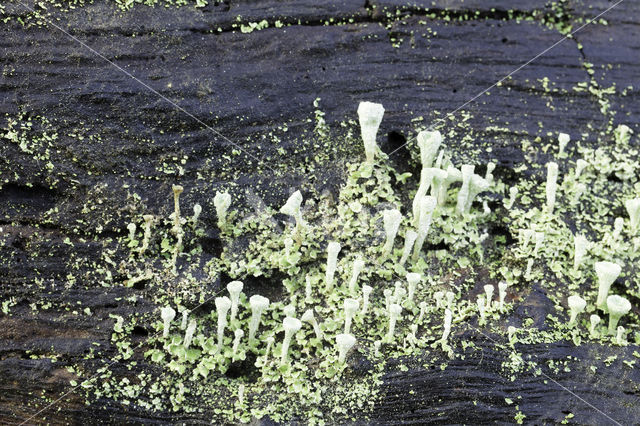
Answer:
[
  {"xmin": 109, "ymin": 102, "xmax": 638, "ymax": 421},
  {"xmin": 150, "ymin": 101, "xmax": 505, "ymax": 373}
]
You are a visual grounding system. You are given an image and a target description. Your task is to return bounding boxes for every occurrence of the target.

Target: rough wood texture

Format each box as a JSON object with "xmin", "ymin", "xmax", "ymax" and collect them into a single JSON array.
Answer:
[{"xmin": 1, "ymin": 0, "xmax": 639, "ymax": 424}]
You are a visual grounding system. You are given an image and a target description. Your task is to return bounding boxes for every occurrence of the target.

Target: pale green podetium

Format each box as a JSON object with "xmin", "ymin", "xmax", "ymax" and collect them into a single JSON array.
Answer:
[
  {"xmin": 594, "ymin": 261, "xmax": 622, "ymax": 311},
  {"xmin": 381, "ymin": 209, "xmax": 402, "ymax": 258},
  {"xmin": 139, "ymin": 214, "xmax": 154, "ymax": 255},
  {"xmin": 399, "ymin": 230, "xmax": 418, "ymax": 266},
  {"xmin": 248, "ymin": 295, "xmax": 270, "ymax": 342},
  {"xmin": 213, "ymin": 191, "xmax": 232, "ymax": 230},
  {"xmin": 347, "ymin": 256, "xmax": 365, "ymax": 295},
  {"xmin": 325, "ymin": 241, "xmax": 341, "ymax": 291},
  {"xmin": 336, "ymin": 333, "xmax": 357, "ymax": 363},
  {"xmin": 160, "ymin": 306, "xmax": 176, "ymax": 338},
  {"xmin": 280, "ymin": 317, "xmax": 302, "ymax": 365},
  {"xmin": 545, "ymin": 162, "xmax": 559, "ymax": 214},
  {"xmin": 361, "ymin": 285, "xmax": 373, "ymax": 316},
  {"xmin": 343, "ymin": 298, "xmax": 359, "ymax": 334},
  {"xmin": 357, "ymin": 101, "xmax": 385, "ymax": 164},
  {"xmin": 567, "ymin": 295, "xmax": 586, "ymax": 327},
  {"xmin": 573, "ymin": 234, "xmax": 589, "ymax": 271},
  {"xmin": 412, "ymin": 195, "xmax": 437, "ymax": 262},
  {"xmin": 625, "ymin": 198, "xmax": 640, "ymax": 233},
  {"xmin": 606, "ymin": 295, "xmax": 631, "ymax": 335},
  {"xmin": 301, "ymin": 309, "xmax": 323, "ymax": 340},
  {"xmin": 215, "ymin": 296, "xmax": 231, "ymax": 352},
  {"xmin": 280, "ymin": 190, "xmax": 305, "ymax": 244},
  {"xmin": 416, "ymin": 130, "xmax": 442, "ymax": 169},
  {"xmin": 227, "ymin": 281, "xmax": 244, "ymax": 323},
  {"xmin": 589, "ymin": 314, "xmax": 601, "ymax": 338},
  {"xmin": 386, "ymin": 303, "xmax": 402, "ymax": 341}
]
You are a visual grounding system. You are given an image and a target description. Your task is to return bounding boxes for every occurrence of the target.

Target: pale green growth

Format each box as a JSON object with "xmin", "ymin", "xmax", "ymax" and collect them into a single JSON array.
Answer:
[
  {"xmin": 417, "ymin": 301, "xmax": 427, "ymax": 323},
  {"xmin": 615, "ymin": 326, "xmax": 626, "ymax": 346},
  {"xmin": 558, "ymin": 132, "xmax": 570, "ymax": 155},
  {"xmin": 545, "ymin": 162, "xmax": 559, "ymax": 214},
  {"xmin": 170, "ymin": 229, "xmax": 183, "ymax": 275},
  {"xmin": 343, "ymin": 298, "xmax": 360, "ymax": 334},
  {"xmin": 113, "ymin": 316, "xmax": 124, "ymax": 333},
  {"xmin": 606, "ymin": 295, "xmax": 631, "ymax": 335},
  {"xmin": 525, "ymin": 258, "xmax": 534, "ymax": 278},
  {"xmin": 227, "ymin": 281, "xmax": 244, "ymax": 323},
  {"xmin": 589, "ymin": 314, "xmax": 601, "ymax": 338},
  {"xmin": 127, "ymin": 222, "xmax": 136, "ymax": 241},
  {"xmin": 575, "ymin": 159, "xmax": 588, "ymax": 178},
  {"xmin": 614, "ymin": 123, "xmax": 632, "ymax": 144},
  {"xmin": 405, "ymin": 324, "xmax": 419, "ymax": 349},
  {"xmin": 477, "ymin": 296, "xmax": 486, "ymax": 324},
  {"xmin": 413, "ymin": 168, "xmax": 445, "ymax": 226},
  {"xmin": 456, "ymin": 165, "xmax": 474, "ymax": 215},
  {"xmin": 567, "ymin": 295, "xmax": 586, "ymax": 327},
  {"xmin": 386, "ymin": 303, "xmax": 402, "ymax": 341},
  {"xmin": 283, "ymin": 304, "xmax": 296, "ymax": 318},
  {"xmin": 301, "ymin": 309, "xmax": 322, "ymax": 340},
  {"xmin": 520, "ymin": 229, "xmax": 534, "ymax": 250},
  {"xmin": 248, "ymin": 295, "xmax": 270, "ymax": 342},
  {"xmin": 383, "ymin": 289, "xmax": 393, "ymax": 312},
  {"xmin": 456, "ymin": 165, "xmax": 489, "ymax": 215},
  {"xmin": 612, "ymin": 217, "xmax": 624, "ymax": 240},
  {"xmin": 393, "ymin": 281, "xmax": 406, "ymax": 301},
  {"xmin": 507, "ymin": 326, "xmax": 517, "ymax": 344},
  {"xmin": 440, "ymin": 308, "xmax": 452, "ymax": 344},
  {"xmin": 280, "ymin": 317, "xmax": 302, "ymax": 365},
  {"xmin": 483, "ymin": 285, "xmax": 494, "ymax": 310},
  {"xmin": 595, "ymin": 261, "xmax": 622, "ymax": 310},
  {"xmin": 280, "ymin": 190, "xmax": 305, "ymax": 243},
  {"xmin": 361, "ymin": 285, "xmax": 373, "ymax": 316},
  {"xmin": 325, "ymin": 241, "xmax": 341, "ymax": 291},
  {"xmin": 213, "ymin": 191, "xmax": 232, "ymax": 229},
  {"xmin": 238, "ymin": 384, "xmax": 245, "ymax": 405},
  {"xmin": 484, "ymin": 162, "xmax": 496, "ymax": 185},
  {"xmin": 357, "ymin": 101, "xmax": 385, "ymax": 163},
  {"xmin": 305, "ymin": 275, "xmax": 312, "ymax": 303},
  {"xmin": 171, "ymin": 185, "xmax": 184, "ymax": 230},
  {"xmin": 416, "ymin": 130, "xmax": 442, "ymax": 168},
  {"xmin": 445, "ymin": 291, "xmax": 455, "ymax": 310},
  {"xmin": 573, "ymin": 183, "xmax": 586, "ymax": 204},
  {"xmin": 382, "ymin": 209, "xmax": 403, "ymax": 257},
  {"xmin": 373, "ymin": 340, "xmax": 382, "ymax": 357},
  {"xmin": 184, "ymin": 319, "xmax": 196, "ymax": 349},
  {"xmin": 573, "ymin": 235, "xmax": 589, "ymax": 271},
  {"xmin": 433, "ymin": 291, "xmax": 444, "ymax": 309},
  {"xmin": 533, "ymin": 232, "xmax": 545, "ymax": 257},
  {"xmin": 505, "ymin": 186, "xmax": 518, "ymax": 209},
  {"xmin": 160, "ymin": 306, "xmax": 176, "ymax": 338},
  {"xmin": 498, "ymin": 282, "xmax": 508, "ymax": 310},
  {"xmin": 264, "ymin": 336, "xmax": 275, "ymax": 359},
  {"xmin": 181, "ymin": 309, "xmax": 189, "ymax": 330},
  {"xmin": 139, "ymin": 214, "xmax": 154, "ymax": 255},
  {"xmin": 348, "ymin": 256, "xmax": 365, "ymax": 295},
  {"xmin": 336, "ymin": 333, "xmax": 357, "ymax": 363},
  {"xmin": 437, "ymin": 165, "xmax": 462, "ymax": 205},
  {"xmin": 467, "ymin": 174, "xmax": 490, "ymax": 213},
  {"xmin": 625, "ymin": 198, "xmax": 640, "ymax": 233},
  {"xmin": 412, "ymin": 195, "xmax": 437, "ymax": 262},
  {"xmin": 215, "ymin": 296, "xmax": 231, "ymax": 352},
  {"xmin": 406, "ymin": 273, "xmax": 421, "ymax": 304},
  {"xmin": 192, "ymin": 203, "xmax": 202, "ymax": 224},
  {"xmin": 430, "ymin": 163, "xmax": 448, "ymax": 199},
  {"xmin": 232, "ymin": 328, "xmax": 244, "ymax": 359},
  {"xmin": 399, "ymin": 230, "xmax": 418, "ymax": 266}
]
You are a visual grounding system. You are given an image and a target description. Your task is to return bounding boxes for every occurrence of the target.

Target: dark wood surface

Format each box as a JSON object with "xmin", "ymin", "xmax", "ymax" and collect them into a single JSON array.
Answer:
[{"xmin": 1, "ymin": 0, "xmax": 639, "ymax": 424}]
